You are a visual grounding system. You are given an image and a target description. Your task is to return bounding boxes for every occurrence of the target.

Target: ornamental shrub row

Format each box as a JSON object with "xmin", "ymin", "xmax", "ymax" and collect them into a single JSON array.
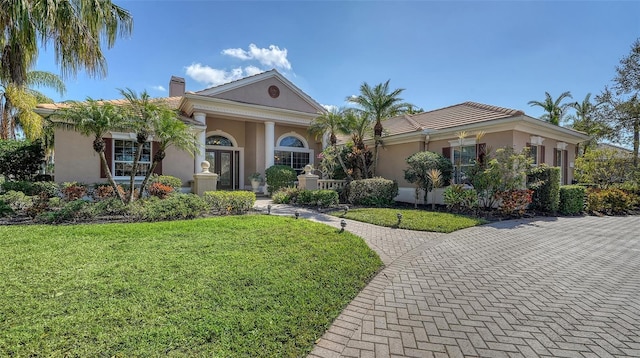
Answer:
[
  {"xmin": 558, "ymin": 185, "xmax": 586, "ymax": 215},
  {"xmin": 345, "ymin": 178, "xmax": 398, "ymax": 207},
  {"xmin": 203, "ymin": 191, "xmax": 256, "ymax": 215}
]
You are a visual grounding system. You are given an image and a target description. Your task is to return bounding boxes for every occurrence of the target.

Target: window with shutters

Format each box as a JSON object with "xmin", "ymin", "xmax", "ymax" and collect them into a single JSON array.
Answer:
[{"xmin": 113, "ymin": 140, "xmax": 151, "ymax": 178}]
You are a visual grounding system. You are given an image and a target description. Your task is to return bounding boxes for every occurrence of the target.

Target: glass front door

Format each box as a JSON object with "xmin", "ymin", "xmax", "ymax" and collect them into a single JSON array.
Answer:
[{"xmin": 205, "ymin": 149, "xmax": 238, "ymax": 190}]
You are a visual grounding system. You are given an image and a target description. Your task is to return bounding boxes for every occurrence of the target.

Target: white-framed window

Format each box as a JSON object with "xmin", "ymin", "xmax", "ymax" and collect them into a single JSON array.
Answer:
[
  {"xmin": 113, "ymin": 139, "xmax": 151, "ymax": 177},
  {"xmin": 453, "ymin": 145, "xmax": 477, "ymax": 184},
  {"xmin": 274, "ymin": 133, "xmax": 313, "ymax": 174},
  {"xmin": 530, "ymin": 145, "xmax": 539, "ymax": 165}
]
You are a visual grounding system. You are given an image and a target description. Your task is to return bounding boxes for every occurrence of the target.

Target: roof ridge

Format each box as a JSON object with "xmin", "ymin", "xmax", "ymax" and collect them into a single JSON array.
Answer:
[
  {"xmin": 462, "ymin": 101, "xmax": 524, "ymax": 116},
  {"xmin": 403, "ymin": 114, "xmax": 423, "ymax": 130}
]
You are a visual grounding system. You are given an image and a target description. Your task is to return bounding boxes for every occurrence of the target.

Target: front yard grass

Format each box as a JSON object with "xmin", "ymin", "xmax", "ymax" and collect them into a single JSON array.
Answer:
[
  {"xmin": 0, "ymin": 216, "xmax": 382, "ymax": 357},
  {"xmin": 332, "ymin": 207, "xmax": 486, "ymax": 233}
]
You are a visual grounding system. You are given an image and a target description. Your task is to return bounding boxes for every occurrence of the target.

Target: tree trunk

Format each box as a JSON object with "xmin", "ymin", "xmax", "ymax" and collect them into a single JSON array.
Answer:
[
  {"xmin": 99, "ymin": 151, "xmax": 125, "ymax": 203},
  {"xmin": 138, "ymin": 149, "xmax": 166, "ymax": 199},
  {"xmin": 127, "ymin": 140, "xmax": 145, "ymax": 203},
  {"xmin": 633, "ymin": 118, "xmax": 639, "ymax": 168},
  {"xmin": 372, "ymin": 120, "xmax": 383, "ymax": 176},
  {"xmin": 334, "ymin": 145, "xmax": 353, "ymax": 181}
]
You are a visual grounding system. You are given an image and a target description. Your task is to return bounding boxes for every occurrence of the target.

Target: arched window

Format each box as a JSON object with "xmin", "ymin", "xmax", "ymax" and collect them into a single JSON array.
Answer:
[
  {"xmin": 206, "ymin": 135, "xmax": 233, "ymax": 146},
  {"xmin": 274, "ymin": 133, "xmax": 312, "ymax": 174},
  {"xmin": 279, "ymin": 136, "xmax": 305, "ymax": 148}
]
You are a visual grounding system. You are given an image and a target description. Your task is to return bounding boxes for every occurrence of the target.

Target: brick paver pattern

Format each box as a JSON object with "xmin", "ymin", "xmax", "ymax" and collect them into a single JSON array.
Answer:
[{"xmin": 254, "ymin": 201, "xmax": 640, "ymax": 358}]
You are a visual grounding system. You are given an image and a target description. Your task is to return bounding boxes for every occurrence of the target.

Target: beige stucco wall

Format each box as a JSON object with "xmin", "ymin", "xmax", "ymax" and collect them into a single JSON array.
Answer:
[
  {"xmin": 212, "ymin": 78, "xmax": 318, "ymax": 114},
  {"xmin": 162, "ymin": 146, "xmax": 194, "ymax": 185},
  {"xmin": 54, "ymin": 128, "xmax": 102, "ymax": 184},
  {"xmin": 376, "ymin": 141, "xmax": 423, "ymax": 186},
  {"xmin": 206, "ymin": 117, "xmax": 246, "ymax": 147}
]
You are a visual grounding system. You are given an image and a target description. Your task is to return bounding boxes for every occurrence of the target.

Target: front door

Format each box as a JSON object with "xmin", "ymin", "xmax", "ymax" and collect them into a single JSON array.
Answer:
[{"xmin": 206, "ymin": 150, "xmax": 238, "ymax": 190}]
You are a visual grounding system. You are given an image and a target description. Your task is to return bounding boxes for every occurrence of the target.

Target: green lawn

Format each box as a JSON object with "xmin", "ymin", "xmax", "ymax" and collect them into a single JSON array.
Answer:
[
  {"xmin": 332, "ymin": 207, "xmax": 486, "ymax": 233},
  {"xmin": 0, "ymin": 216, "xmax": 382, "ymax": 357}
]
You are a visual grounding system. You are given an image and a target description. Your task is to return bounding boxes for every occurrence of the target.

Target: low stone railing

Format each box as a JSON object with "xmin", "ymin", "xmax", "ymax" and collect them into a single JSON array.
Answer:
[{"xmin": 317, "ymin": 179, "xmax": 347, "ymax": 191}]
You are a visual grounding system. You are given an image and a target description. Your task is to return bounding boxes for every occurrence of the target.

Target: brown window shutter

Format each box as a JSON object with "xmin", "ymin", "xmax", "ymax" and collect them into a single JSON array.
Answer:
[
  {"xmin": 152, "ymin": 141, "xmax": 163, "ymax": 175},
  {"xmin": 553, "ymin": 148, "xmax": 559, "ymax": 166},
  {"xmin": 540, "ymin": 145, "xmax": 546, "ymax": 163},
  {"xmin": 478, "ymin": 143, "xmax": 487, "ymax": 164},
  {"xmin": 442, "ymin": 147, "xmax": 451, "ymax": 161},
  {"xmin": 101, "ymin": 138, "xmax": 113, "ymax": 178}
]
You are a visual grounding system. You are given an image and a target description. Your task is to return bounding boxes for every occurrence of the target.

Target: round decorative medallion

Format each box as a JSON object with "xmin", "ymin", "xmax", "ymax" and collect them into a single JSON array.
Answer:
[{"xmin": 268, "ymin": 85, "xmax": 280, "ymax": 98}]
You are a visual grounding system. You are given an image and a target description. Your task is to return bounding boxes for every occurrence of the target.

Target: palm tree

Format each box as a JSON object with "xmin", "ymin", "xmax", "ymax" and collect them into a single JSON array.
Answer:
[
  {"xmin": 344, "ymin": 109, "xmax": 373, "ymax": 179},
  {"xmin": 347, "ymin": 80, "xmax": 411, "ymax": 175},
  {"xmin": 568, "ymin": 93, "xmax": 612, "ymax": 154},
  {"xmin": 1, "ymin": 70, "xmax": 65, "ymax": 140},
  {"xmin": 137, "ymin": 109, "xmax": 199, "ymax": 198},
  {"xmin": 528, "ymin": 91, "xmax": 573, "ymax": 125},
  {"xmin": 0, "ymin": 0, "xmax": 132, "ymax": 88},
  {"xmin": 52, "ymin": 99, "xmax": 127, "ymax": 203},
  {"xmin": 308, "ymin": 107, "xmax": 352, "ymax": 180}
]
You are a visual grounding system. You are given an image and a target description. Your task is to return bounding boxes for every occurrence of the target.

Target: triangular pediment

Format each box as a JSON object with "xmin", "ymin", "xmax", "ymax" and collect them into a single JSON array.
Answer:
[{"xmin": 195, "ymin": 70, "xmax": 323, "ymax": 114}]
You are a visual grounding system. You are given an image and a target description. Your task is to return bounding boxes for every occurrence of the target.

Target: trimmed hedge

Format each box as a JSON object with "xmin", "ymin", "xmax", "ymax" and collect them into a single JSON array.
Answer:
[
  {"xmin": 346, "ymin": 178, "xmax": 398, "ymax": 207},
  {"xmin": 586, "ymin": 188, "xmax": 632, "ymax": 215},
  {"xmin": 266, "ymin": 165, "xmax": 297, "ymax": 195},
  {"xmin": 297, "ymin": 189, "xmax": 339, "ymax": 207},
  {"xmin": 203, "ymin": 191, "xmax": 256, "ymax": 215},
  {"xmin": 272, "ymin": 187, "xmax": 301, "ymax": 204},
  {"xmin": 528, "ymin": 165, "xmax": 560, "ymax": 213},
  {"xmin": 131, "ymin": 193, "xmax": 209, "ymax": 221},
  {"xmin": 559, "ymin": 185, "xmax": 586, "ymax": 215}
]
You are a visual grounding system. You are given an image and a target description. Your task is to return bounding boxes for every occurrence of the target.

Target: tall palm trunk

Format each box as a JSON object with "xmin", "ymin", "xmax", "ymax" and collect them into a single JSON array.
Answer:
[
  {"xmin": 634, "ymin": 118, "xmax": 639, "ymax": 168},
  {"xmin": 127, "ymin": 131, "xmax": 148, "ymax": 203},
  {"xmin": 1, "ymin": 100, "xmax": 9, "ymax": 139},
  {"xmin": 94, "ymin": 137, "xmax": 125, "ymax": 203},
  {"xmin": 372, "ymin": 120, "xmax": 383, "ymax": 175},
  {"xmin": 138, "ymin": 149, "xmax": 165, "ymax": 199}
]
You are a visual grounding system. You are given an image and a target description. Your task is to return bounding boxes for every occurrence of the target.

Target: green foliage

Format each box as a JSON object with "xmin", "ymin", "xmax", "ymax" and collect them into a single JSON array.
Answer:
[
  {"xmin": 0, "ymin": 217, "xmax": 380, "ymax": 357},
  {"xmin": 586, "ymin": 188, "xmax": 633, "ymax": 215},
  {"xmin": 574, "ymin": 148, "xmax": 634, "ymax": 188},
  {"xmin": 496, "ymin": 189, "xmax": 533, "ymax": 216},
  {"xmin": 148, "ymin": 174, "xmax": 183, "ymax": 190},
  {"xmin": 297, "ymin": 189, "xmax": 339, "ymax": 207},
  {"xmin": 91, "ymin": 197, "xmax": 130, "ymax": 217},
  {"xmin": 265, "ymin": 165, "xmax": 297, "ymax": 195},
  {"xmin": 559, "ymin": 185, "xmax": 586, "ymax": 215},
  {"xmin": 0, "ymin": 190, "xmax": 32, "ymax": 211},
  {"xmin": 331, "ymin": 207, "xmax": 485, "ymax": 233},
  {"xmin": 272, "ymin": 187, "xmax": 301, "ymax": 204},
  {"xmin": 1, "ymin": 180, "xmax": 34, "ymax": 195},
  {"xmin": 203, "ymin": 191, "xmax": 256, "ymax": 215},
  {"xmin": 345, "ymin": 177, "xmax": 398, "ymax": 206},
  {"xmin": 37, "ymin": 199, "xmax": 94, "ymax": 224},
  {"xmin": 404, "ymin": 151, "xmax": 453, "ymax": 200},
  {"xmin": 0, "ymin": 200, "xmax": 14, "ymax": 217},
  {"xmin": 132, "ymin": 194, "xmax": 209, "ymax": 221},
  {"xmin": 443, "ymin": 184, "xmax": 478, "ymax": 213},
  {"xmin": 528, "ymin": 165, "xmax": 560, "ymax": 213},
  {"xmin": 31, "ymin": 181, "xmax": 60, "ymax": 198},
  {"xmin": 0, "ymin": 140, "xmax": 45, "ymax": 180}
]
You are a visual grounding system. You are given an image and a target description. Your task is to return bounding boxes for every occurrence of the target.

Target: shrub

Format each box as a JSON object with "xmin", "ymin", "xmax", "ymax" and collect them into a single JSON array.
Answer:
[
  {"xmin": 404, "ymin": 151, "xmax": 453, "ymax": 202},
  {"xmin": 148, "ymin": 174, "xmax": 183, "ymax": 190},
  {"xmin": 0, "ymin": 139, "xmax": 45, "ymax": 180},
  {"xmin": 31, "ymin": 181, "xmax": 60, "ymax": 198},
  {"xmin": 62, "ymin": 182, "xmax": 88, "ymax": 201},
  {"xmin": 559, "ymin": 185, "xmax": 586, "ymax": 215},
  {"xmin": 443, "ymin": 184, "xmax": 478, "ymax": 212},
  {"xmin": 0, "ymin": 190, "xmax": 33, "ymax": 212},
  {"xmin": 345, "ymin": 178, "xmax": 398, "ymax": 206},
  {"xmin": 265, "ymin": 165, "xmax": 297, "ymax": 195},
  {"xmin": 586, "ymin": 188, "xmax": 632, "ymax": 215},
  {"xmin": 91, "ymin": 198, "xmax": 130, "ymax": 217},
  {"xmin": 297, "ymin": 189, "xmax": 339, "ymax": 207},
  {"xmin": 496, "ymin": 189, "xmax": 533, "ymax": 216},
  {"xmin": 37, "ymin": 199, "xmax": 94, "ymax": 224},
  {"xmin": 0, "ymin": 200, "xmax": 14, "ymax": 217},
  {"xmin": 1, "ymin": 180, "xmax": 35, "ymax": 195},
  {"xmin": 272, "ymin": 187, "xmax": 301, "ymax": 204},
  {"xmin": 133, "ymin": 193, "xmax": 209, "ymax": 221},
  {"xmin": 148, "ymin": 182, "xmax": 174, "ymax": 199},
  {"xmin": 528, "ymin": 165, "xmax": 560, "ymax": 213},
  {"xmin": 93, "ymin": 183, "xmax": 125, "ymax": 201},
  {"xmin": 203, "ymin": 191, "xmax": 256, "ymax": 215},
  {"xmin": 575, "ymin": 148, "xmax": 634, "ymax": 187}
]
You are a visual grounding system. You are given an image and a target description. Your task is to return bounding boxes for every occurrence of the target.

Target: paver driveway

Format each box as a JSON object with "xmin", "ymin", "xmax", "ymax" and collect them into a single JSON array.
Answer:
[{"xmin": 303, "ymin": 214, "xmax": 640, "ymax": 358}]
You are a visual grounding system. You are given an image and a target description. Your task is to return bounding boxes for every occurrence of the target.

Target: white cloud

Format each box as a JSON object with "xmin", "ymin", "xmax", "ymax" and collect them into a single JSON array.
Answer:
[
  {"xmin": 244, "ymin": 66, "xmax": 263, "ymax": 76},
  {"xmin": 222, "ymin": 44, "xmax": 292, "ymax": 70},
  {"xmin": 185, "ymin": 63, "xmax": 245, "ymax": 87},
  {"xmin": 322, "ymin": 104, "xmax": 338, "ymax": 112},
  {"xmin": 150, "ymin": 85, "xmax": 166, "ymax": 92}
]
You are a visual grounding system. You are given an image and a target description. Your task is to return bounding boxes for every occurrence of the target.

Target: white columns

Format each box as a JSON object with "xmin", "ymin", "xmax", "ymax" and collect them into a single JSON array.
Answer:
[
  {"xmin": 194, "ymin": 112, "xmax": 207, "ymax": 173},
  {"xmin": 265, "ymin": 121, "xmax": 275, "ymax": 169}
]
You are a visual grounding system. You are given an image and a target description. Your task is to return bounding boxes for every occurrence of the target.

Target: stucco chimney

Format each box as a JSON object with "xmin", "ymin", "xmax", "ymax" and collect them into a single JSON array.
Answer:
[{"xmin": 169, "ymin": 76, "xmax": 185, "ymax": 97}]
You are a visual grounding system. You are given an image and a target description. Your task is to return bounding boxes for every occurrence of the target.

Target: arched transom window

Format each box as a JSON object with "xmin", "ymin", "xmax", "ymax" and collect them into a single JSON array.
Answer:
[
  {"xmin": 206, "ymin": 135, "xmax": 234, "ymax": 147},
  {"xmin": 279, "ymin": 136, "xmax": 305, "ymax": 148}
]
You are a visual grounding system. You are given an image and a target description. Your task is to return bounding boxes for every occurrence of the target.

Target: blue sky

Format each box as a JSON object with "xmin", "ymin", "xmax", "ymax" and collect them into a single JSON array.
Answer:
[{"xmin": 35, "ymin": 1, "xmax": 640, "ymax": 121}]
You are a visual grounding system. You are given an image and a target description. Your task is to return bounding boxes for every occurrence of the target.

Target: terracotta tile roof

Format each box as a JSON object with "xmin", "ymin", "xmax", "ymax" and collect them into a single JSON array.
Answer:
[
  {"xmin": 36, "ymin": 96, "xmax": 183, "ymax": 111},
  {"xmin": 384, "ymin": 101, "xmax": 525, "ymax": 136}
]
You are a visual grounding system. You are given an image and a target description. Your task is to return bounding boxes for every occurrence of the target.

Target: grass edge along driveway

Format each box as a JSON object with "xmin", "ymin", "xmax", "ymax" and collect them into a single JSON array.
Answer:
[
  {"xmin": 332, "ymin": 207, "xmax": 487, "ymax": 233},
  {"xmin": 0, "ymin": 215, "xmax": 382, "ymax": 357}
]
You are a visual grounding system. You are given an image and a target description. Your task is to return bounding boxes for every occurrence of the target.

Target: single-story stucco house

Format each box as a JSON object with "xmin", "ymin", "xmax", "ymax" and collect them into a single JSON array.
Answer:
[{"xmin": 36, "ymin": 70, "xmax": 590, "ymax": 201}]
